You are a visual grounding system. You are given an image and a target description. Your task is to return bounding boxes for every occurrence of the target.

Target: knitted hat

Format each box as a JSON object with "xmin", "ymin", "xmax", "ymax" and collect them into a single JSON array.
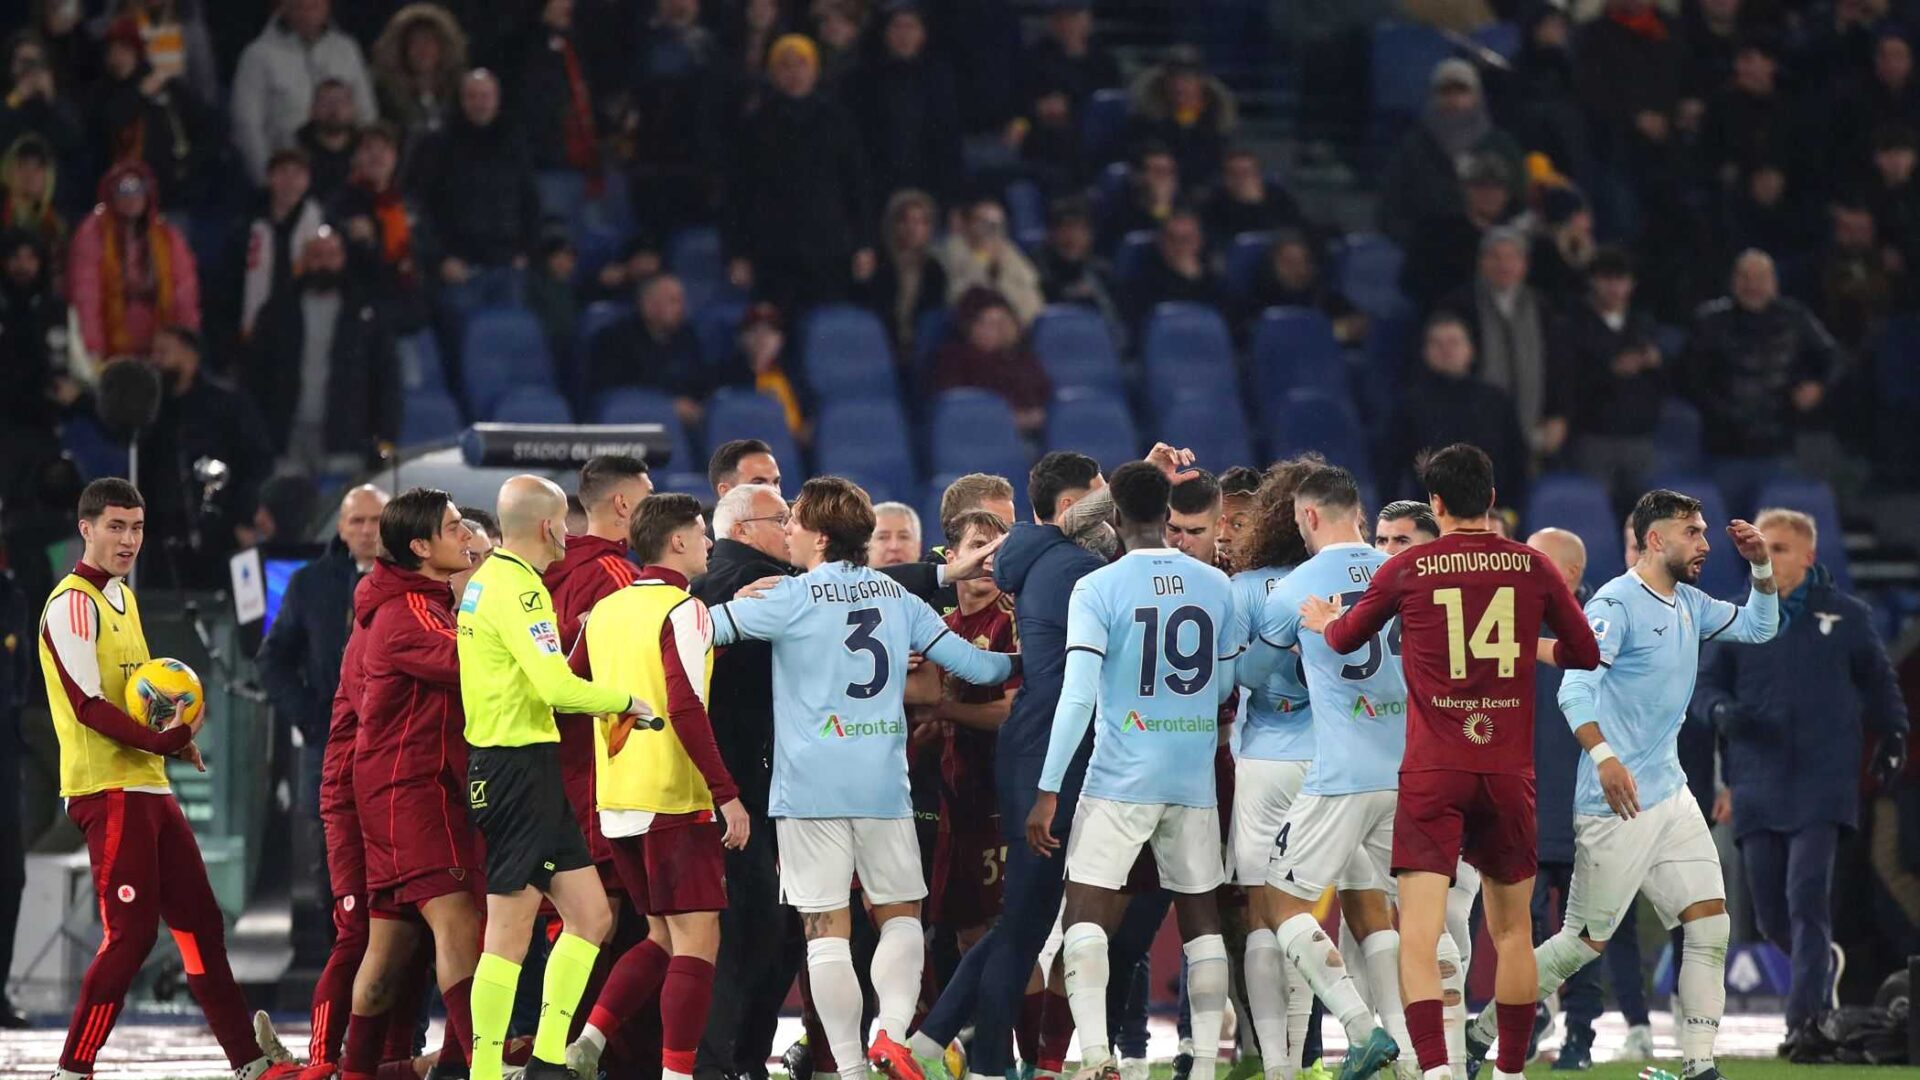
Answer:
[{"xmin": 769, "ymin": 33, "xmax": 820, "ymax": 73}]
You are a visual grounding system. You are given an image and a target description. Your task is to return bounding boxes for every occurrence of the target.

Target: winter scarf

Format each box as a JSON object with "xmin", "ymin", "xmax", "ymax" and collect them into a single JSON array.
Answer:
[{"xmin": 99, "ymin": 211, "xmax": 175, "ymax": 357}]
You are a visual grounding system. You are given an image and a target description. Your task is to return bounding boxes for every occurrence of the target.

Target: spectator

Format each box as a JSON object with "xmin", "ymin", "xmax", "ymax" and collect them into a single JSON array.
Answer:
[
  {"xmin": 1556, "ymin": 247, "xmax": 1666, "ymax": 509},
  {"xmin": 1528, "ymin": 183, "xmax": 1597, "ymax": 307},
  {"xmin": 370, "ymin": 3, "xmax": 466, "ymax": 144},
  {"xmin": 112, "ymin": 0, "xmax": 222, "ymax": 109},
  {"xmin": 1676, "ymin": 0, "xmax": 1759, "ymax": 103},
  {"xmin": 294, "ymin": 77, "xmax": 359, "ymax": 203},
  {"xmin": 244, "ymin": 228, "xmax": 402, "ymax": 473},
  {"xmin": 1009, "ymin": 82, "xmax": 1086, "ymax": 195},
  {"xmin": 0, "ymin": 32, "xmax": 84, "ymax": 162},
  {"xmin": 1792, "ymin": 0, "xmax": 1881, "ymax": 92},
  {"xmin": 1701, "ymin": 38, "xmax": 1794, "ymax": 188},
  {"xmin": 1720, "ymin": 158, "xmax": 1809, "ymax": 267},
  {"xmin": 68, "ymin": 159, "xmax": 199, "ymax": 363},
  {"xmin": 1019, "ymin": 0, "xmax": 1119, "ymax": 107},
  {"xmin": 1832, "ymin": 25, "xmax": 1920, "ymax": 175},
  {"xmin": 1034, "ymin": 195, "xmax": 1122, "ymax": 340},
  {"xmin": 1442, "ymin": 226, "xmax": 1563, "ymax": 457},
  {"xmin": 925, "ymin": 0, "xmax": 1023, "ymax": 132},
  {"xmin": 85, "ymin": 17, "xmax": 216, "ymax": 207},
  {"xmin": 850, "ymin": 3, "xmax": 961, "ymax": 202},
  {"xmin": 1496, "ymin": 6, "xmax": 1593, "ymax": 191},
  {"xmin": 414, "ymin": 68, "xmax": 540, "ymax": 286},
  {"xmin": 627, "ymin": 0, "xmax": 725, "ymax": 237},
  {"xmin": 0, "ymin": 229, "xmax": 65, "ymax": 432},
  {"xmin": 0, "ymin": 134, "xmax": 65, "ymax": 261},
  {"xmin": 585, "ymin": 233, "xmax": 664, "ymax": 305},
  {"xmin": 1573, "ymin": 0, "xmax": 1685, "ymax": 158},
  {"xmin": 1102, "ymin": 143, "xmax": 1181, "ymax": 249},
  {"xmin": 1378, "ymin": 58, "xmax": 1525, "ymax": 246},
  {"xmin": 1686, "ymin": 249, "xmax": 1847, "ymax": 494},
  {"xmin": 1126, "ymin": 208, "xmax": 1225, "ymax": 327},
  {"xmin": 249, "ymin": 471, "xmax": 321, "ymax": 546},
  {"xmin": 524, "ymin": 229, "xmax": 578, "ymax": 367},
  {"xmin": 1203, "ymin": 147, "xmax": 1305, "ymax": 243},
  {"xmin": 1401, "ymin": 151, "xmax": 1515, "ymax": 312},
  {"xmin": 1124, "ymin": 45, "xmax": 1236, "ymax": 189},
  {"xmin": 326, "ymin": 122, "xmax": 431, "ymax": 332},
  {"xmin": 720, "ymin": 301, "xmax": 806, "ymax": 440},
  {"xmin": 940, "ymin": 193, "xmax": 1044, "ymax": 326},
  {"xmin": 725, "ymin": 33, "xmax": 873, "ymax": 312},
  {"xmin": 1817, "ymin": 198, "xmax": 1907, "ymax": 355},
  {"xmin": 513, "ymin": 0, "xmax": 600, "ymax": 176},
  {"xmin": 1241, "ymin": 229, "xmax": 1365, "ymax": 346},
  {"xmin": 868, "ymin": 501, "xmax": 921, "ymax": 569},
  {"xmin": 718, "ymin": 0, "xmax": 791, "ymax": 89},
  {"xmin": 1698, "ymin": 508, "xmax": 1908, "ymax": 1060},
  {"xmin": 230, "ymin": 0, "xmax": 376, "ymax": 186},
  {"xmin": 1390, "ymin": 312, "xmax": 1527, "ymax": 507},
  {"xmin": 237, "ymin": 148, "xmax": 324, "ymax": 342},
  {"xmin": 1864, "ymin": 122, "xmax": 1920, "ymax": 271},
  {"xmin": 810, "ymin": 0, "xmax": 866, "ymax": 91},
  {"xmin": 865, "ymin": 188, "xmax": 949, "ymax": 357},
  {"xmin": 586, "ymin": 272, "xmax": 706, "ymax": 422},
  {"xmin": 933, "ymin": 287, "xmax": 1051, "ymax": 434}
]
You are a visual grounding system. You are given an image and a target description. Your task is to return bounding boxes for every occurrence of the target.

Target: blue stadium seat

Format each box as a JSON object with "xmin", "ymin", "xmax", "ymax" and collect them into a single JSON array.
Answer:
[
  {"xmin": 1752, "ymin": 477, "xmax": 1850, "ymax": 590},
  {"xmin": 1225, "ymin": 231, "xmax": 1273, "ymax": 299},
  {"xmin": 1046, "ymin": 389, "xmax": 1139, "ymax": 470},
  {"xmin": 492, "ymin": 386, "xmax": 574, "ymax": 424},
  {"xmin": 1647, "ymin": 473, "xmax": 1746, "ymax": 598},
  {"xmin": 694, "ymin": 300, "xmax": 749, "ymax": 367},
  {"xmin": 1143, "ymin": 303, "xmax": 1236, "ymax": 407},
  {"xmin": 1267, "ymin": 388, "xmax": 1371, "ymax": 481},
  {"xmin": 1006, "ymin": 179, "xmax": 1047, "ymax": 250},
  {"xmin": 1526, "ymin": 473, "xmax": 1621, "ymax": 594},
  {"xmin": 1472, "ymin": 21, "xmax": 1521, "ymax": 60},
  {"xmin": 1875, "ymin": 315, "xmax": 1920, "ymax": 481},
  {"xmin": 401, "ymin": 389, "xmax": 463, "ymax": 447},
  {"xmin": 1333, "ymin": 233, "xmax": 1411, "ymax": 319},
  {"xmin": 1081, "ymin": 87, "xmax": 1131, "ymax": 163},
  {"xmin": 1654, "ymin": 397, "xmax": 1704, "ymax": 476},
  {"xmin": 801, "ymin": 304, "xmax": 899, "ymax": 401},
  {"xmin": 1115, "ymin": 230, "xmax": 1158, "ymax": 286},
  {"xmin": 704, "ymin": 387, "xmax": 802, "ymax": 470},
  {"xmin": 461, "ymin": 306, "xmax": 556, "ymax": 417},
  {"xmin": 669, "ymin": 226, "xmax": 724, "ymax": 288},
  {"xmin": 1031, "ymin": 304, "xmax": 1124, "ymax": 392},
  {"xmin": 572, "ymin": 300, "xmax": 627, "ymax": 402},
  {"xmin": 1371, "ymin": 22, "xmax": 1453, "ymax": 127},
  {"xmin": 931, "ymin": 389, "xmax": 1028, "ymax": 478},
  {"xmin": 1159, "ymin": 391, "xmax": 1253, "ymax": 473},
  {"xmin": 912, "ymin": 306, "xmax": 954, "ymax": 387},
  {"xmin": 536, "ymin": 170, "xmax": 587, "ymax": 218},
  {"xmin": 397, "ymin": 330, "xmax": 446, "ymax": 395},
  {"xmin": 1878, "ymin": 313, "xmax": 1920, "ymax": 401},
  {"xmin": 816, "ymin": 399, "xmax": 918, "ymax": 503},
  {"xmin": 592, "ymin": 388, "xmax": 698, "ymax": 474},
  {"xmin": 1250, "ymin": 307, "xmax": 1348, "ymax": 405}
]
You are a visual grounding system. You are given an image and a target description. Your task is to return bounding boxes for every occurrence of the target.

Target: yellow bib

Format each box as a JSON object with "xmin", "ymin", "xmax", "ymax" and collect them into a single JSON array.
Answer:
[
  {"xmin": 39, "ymin": 574, "xmax": 168, "ymax": 797},
  {"xmin": 585, "ymin": 581, "xmax": 715, "ymax": 815}
]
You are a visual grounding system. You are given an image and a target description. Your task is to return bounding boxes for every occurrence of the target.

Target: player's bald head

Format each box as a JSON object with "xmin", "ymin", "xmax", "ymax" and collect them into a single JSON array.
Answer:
[
  {"xmin": 497, "ymin": 474, "xmax": 568, "ymax": 537},
  {"xmin": 341, "ymin": 483, "xmax": 390, "ymax": 515},
  {"xmin": 1527, "ymin": 527, "xmax": 1587, "ymax": 590}
]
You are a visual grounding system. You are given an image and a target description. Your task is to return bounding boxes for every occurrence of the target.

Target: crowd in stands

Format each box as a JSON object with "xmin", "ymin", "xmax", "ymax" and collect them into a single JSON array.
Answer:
[{"xmin": 0, "ymin": 0, "xmax": 1916, "ymax": 590}]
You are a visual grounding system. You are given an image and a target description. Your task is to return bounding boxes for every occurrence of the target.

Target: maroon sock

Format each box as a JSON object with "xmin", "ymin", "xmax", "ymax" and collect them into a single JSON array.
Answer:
[
  {"xmin": 311, "ymin": 900, "xmax": 369, "ymax": 1064},
  {"xmin": 1038, "ymin": 990, "xmax": 1074, "ymax": 1072},
  {"xmin": 1495, "ymin": 1002, "xmax": 1534, "ymax": 1074},
  {"xmin": 1404, "ymin": 998, "xmax": 1448, "ymax": 1073},
  {"xmin": 585, "ymin": 939, "xmax": 669, "ymax": 1039},
  {"xmin": 343, "ymin": 1010, "xmax": 390, "ymax": 1080},
  {"xmin": 440, "ymin": 977, "xmax": 474, "ymax": 1066},
  {"xmin": 1016, "ymin": 990, "xmax": 1043, "ymax": 1065},
  {"xmin": 381, "ymin": 944, "xmax": 432, "ymax": 1064},
  {"xmin": 660, "ymin": 956, "xmax": 715, "ymax": 1077}
]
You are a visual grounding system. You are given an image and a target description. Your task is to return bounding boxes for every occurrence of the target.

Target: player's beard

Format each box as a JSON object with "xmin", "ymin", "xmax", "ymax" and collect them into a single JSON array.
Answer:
[{"xmin": 1669, "ymin": 548, "xmax": 1702, "ymax": 584}]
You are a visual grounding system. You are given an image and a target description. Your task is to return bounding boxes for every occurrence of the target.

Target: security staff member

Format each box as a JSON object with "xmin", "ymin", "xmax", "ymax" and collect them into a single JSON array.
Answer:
[{"xmin": 457, "ymin": 475, "xmax": 649, "ymax": 1080}]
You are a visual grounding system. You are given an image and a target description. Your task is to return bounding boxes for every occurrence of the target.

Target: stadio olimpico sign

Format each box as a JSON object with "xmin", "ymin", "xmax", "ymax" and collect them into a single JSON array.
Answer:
[{"xmin": 460, "ymin": 423, "xmax": 674, "ymax": 469}]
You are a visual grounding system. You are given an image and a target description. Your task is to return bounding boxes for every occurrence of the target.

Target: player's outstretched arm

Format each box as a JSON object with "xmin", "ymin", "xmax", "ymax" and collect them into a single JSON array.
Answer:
[
  {"xmin": 500, "ymin": 595, "xmax": 634, "ymax": 716},
  {"xmin": 709, "ymin": 577, "xmax": 798, "ymax": 647},
  {"xmin": 915, "ymin": 598, "xmax": 1018, "ymax": 686},
  {"xmin": 1702, "ymin": 519, "xmax": 1780, "ymax": 644},
  {"xmin": 1539, "ymin": 560, "xmax": 1601, "ymax": 669}
]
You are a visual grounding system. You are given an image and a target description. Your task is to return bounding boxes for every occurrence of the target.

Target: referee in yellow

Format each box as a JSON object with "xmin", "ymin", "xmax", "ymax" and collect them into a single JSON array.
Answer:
[{"xmin": 457, "ymin": 475, "xmax": 649, "ymax": 1080}]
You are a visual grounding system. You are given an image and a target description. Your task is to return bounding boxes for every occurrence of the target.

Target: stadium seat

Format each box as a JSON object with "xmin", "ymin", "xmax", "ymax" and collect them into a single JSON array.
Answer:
[
  {"xmin": 397, "ymin": 330, "xmax": 446, "ymax": 395},
  {"xmin": 1752, "ymin": 477, "xmax": 1850, "ymax": 590},
  {"xmin": 1266, "ymin": 388, "xmax": 1371, "ymax": 481},
  {"xmin": 704, "ymin": 387, "xmax": 802, "ymax": 470},
  {"xmin": 1225, "ymin": 231, "xmax": 1274, "ymax": 299},
  {"xmin": 1370, "ymin": 22, "xmax": 1453, "ymax": 128},
  {"xmin": 491, "ymin": 386, "xmax": 574, "ymax": 424},
  {"xmin": 801, "ymin": 304, "xmax": 899, "ymax": 401},
  {"xmin": 460, "ymin": 306, "xmax": 556, "ymax": 417},
  {"xmin": 1031, "ymin": 304, "xmax": 1124, "ymax": 392},
  {"xmin": 912, "ymin": 306, "xmax": 954, "ymax": 389},
  {"xmin": 1081, "ymin": 87, "xmax": 1131, "ymax": 163},
  {"xmin": 1647, "ymin": 473, "xmax": 1746, "ymax": 598},
  {"xmin": 1526, "ymin": 473, "xmax": 1621, "ymax": 593},
  {"xmin": 401, "ymin": 389, "xmax": 463, "ymax": 447},
  {"xmin": 1159, "ymin": 391, "xmax": 1253, "ymax": 472},
  {"xmin": 1472, "ymin": 21, "xmax": 1521, "ymax": 60},
  {"xmin": 1250, "ymin": 307, "xmax": 1348, "ymax": 404},
  {"xmin": 536, "ymin": 170, "xmax": 587, "ymax": 218},
  {"xmin": 1046, "ymin": 389, "xmax": 1139, "ymax": 469},
  {"xmin": 693, "ymin": 300, "xmax": 749, "ymax": 367},
  {"xmin": 1654, "ymin": 397, "xmax": 1704, "ymax": 476},
  {"xmin": 931, "ymin": 389, "xmax": 1028, "ymax": 478},
  {"xmin": 669, "ymin": 226, "xmax": 724, "ymax": 290},
  {"xmin": 592, "ymin": 388, "xmax": 698, "ymax": 474},
  {"xmin": 1333, "ymin": 233, "xmax": 1412, "ymax": 319},
  {"xmin": 815, "ymin": 399, "xmax": 918, "ymax": 503},
  {"xmin": 1005, "ymin": 179, "xmax": 1047, "ymax": 250},
  {"xmin": 1143, "ymin": 303, "xmax": 1236, "ymax": 407},
  {"xmin": 1115, "ymin": 230, "xmax": 1158, "ymax": 286}
]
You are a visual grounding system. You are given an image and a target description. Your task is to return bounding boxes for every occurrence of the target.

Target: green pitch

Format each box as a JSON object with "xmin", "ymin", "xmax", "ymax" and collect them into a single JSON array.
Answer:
[{"xmin": 1145, "ymin": 1064, "xmax": 1896, "ymax": 1080}]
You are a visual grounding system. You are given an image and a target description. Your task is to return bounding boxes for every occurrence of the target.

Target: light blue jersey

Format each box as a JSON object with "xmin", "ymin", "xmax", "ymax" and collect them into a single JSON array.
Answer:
[
  {"xmin": 1246, "ymin": 543, "xmax": 1404, "ymax": 795},
  {"xmin": 712, "ymin": 561, "xmax": 1015, "ymax": 819},
  {"xmin": 1230, "ymin": 567, "xmax": 1312, "ymax": 762},
  {"xmin": 1039, "ymin": 549, "xmax": 1244, "ymax": 808},
  {"xmin": 1560, "ymin": 570, "xmax": 1779, "ymax": 817}
]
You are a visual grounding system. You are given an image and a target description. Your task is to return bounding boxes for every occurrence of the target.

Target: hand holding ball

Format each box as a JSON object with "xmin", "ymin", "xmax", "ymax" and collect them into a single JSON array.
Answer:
[{"xmin": 125, "ymin": 658, "xmax": 206, "ymax": 733}]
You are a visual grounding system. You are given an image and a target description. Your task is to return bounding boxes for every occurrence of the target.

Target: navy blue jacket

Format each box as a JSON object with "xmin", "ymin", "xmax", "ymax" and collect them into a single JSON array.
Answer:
[
  {"xmin": 1534, "ymin": 642, "xmax": 1578, "ymax": 864},
  {"xmin": 993, "ymin": 520, "xmax": 1105, "ymax": 771},
  {"xmin": 1694, "ymin": 568, "xmax": 1908, "ymax": 838},
  {"xmin": 257, "ymin": 539, "xmax": 363, "ymax": 744}
]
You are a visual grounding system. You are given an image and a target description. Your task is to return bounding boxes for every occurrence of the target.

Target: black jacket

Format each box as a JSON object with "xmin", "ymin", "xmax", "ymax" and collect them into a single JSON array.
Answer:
[
  {"xmin": 878, "ymin": 550, "xmax": 956, "ymax": 612},
  {"xmin": 1391, "ymin": 365, "xmax": 1528, "ymax": 509},
  {"xmin": 849, "ymin": 52, "xmax": 963, "ymax": 200},
  {"xmin": 1685, "ymin": 296, "xmax": 1845, "ymax": 456},
  {"xmin": 1020, "ymin": 37, "xmax": 1120, "ymax": 105},
  {"xmin": 413, "ymin": 116, "xmax": 541, "ymax": 265},
  {"xmin": 295, "ymin": 123, "xmax": 356, "ymax": 205},
  {"xmin": 585, "ymin": 313, "xmax": 705, "ymax": 400},
  {"xmin": 690, "ymin": 538, "xmax": 798, "ymax": 815},
  {"xmin": 0, "ymin": 238, "xmax": 63, "ymax": 431},
  {"xmin": 1555, "ymin": 302, "xmax": 1666, "ymax": 438},
  {"xmin": 138, "ymin": 372, "xmax": 276, "ymax": 588},
  {"xmin": 245, "ymin": 282, "xmax": 403, "ymax": 462},
  {"xmin": 1126, "ymin": 250, "xmax": 1227, "ymax": 329},
  {"xmin": 257, "ymin": 538, "xmax": 363, "ymax": 743},
  {"xmin": 724, "ymin": 91, "xmax": 873, "ymax": 263}
]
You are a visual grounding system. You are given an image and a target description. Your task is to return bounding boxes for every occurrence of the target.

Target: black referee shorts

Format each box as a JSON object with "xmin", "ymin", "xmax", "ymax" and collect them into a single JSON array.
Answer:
[{"xmin": 466, "ymin": 743, "xmax": 592, "ymax": 895}]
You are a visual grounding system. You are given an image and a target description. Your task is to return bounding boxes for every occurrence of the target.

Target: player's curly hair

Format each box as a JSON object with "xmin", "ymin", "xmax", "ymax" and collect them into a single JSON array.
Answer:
[{"xmin": 1232, "ymin": 453, "xmax": 1324, "ymax": 574}]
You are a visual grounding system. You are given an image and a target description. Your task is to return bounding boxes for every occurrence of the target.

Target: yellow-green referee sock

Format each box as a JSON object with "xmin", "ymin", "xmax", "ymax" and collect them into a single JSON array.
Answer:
[
  {"xmin": 534, "ymin": 932, "xmax": 602, "ymax": 1063},
  {"xmin": 470, "ymin": 952, "xmax": 521, "ymax": 1080}
]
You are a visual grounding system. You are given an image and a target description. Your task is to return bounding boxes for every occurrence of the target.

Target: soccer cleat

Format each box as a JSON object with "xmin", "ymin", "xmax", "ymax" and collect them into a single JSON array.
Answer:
[
  {"xmin": 1119, "ymin": 1060, "xmax": 1150, "ymax": 1080},
  {"xmin": 520, "ymin": 1058, "xmax": 571, "ymax": 1080},
  {"xmin": 1011, "ymin": 1066, "xmax": 1034, "ymax": 1080},
  {"xmin": 783, "ymin": 1036, "xmax": 813, "ymax": 1080},
  {"xmin": 1172, "ymin": 1039, "xmax": 1196, "ymax": 1080},
  {"xmin": 1463, "ymin": 1017, "xmax": 1492, "ymax": 1070},
  {"xmin": 943, "ymin": 1038, "xmax": 968, "ymax": 1080},
  {"xmin": 1069, "ymin": 1063, "xmax": 1120, "ymax": 1080},
  {"xmin": 1300, "ymin": 1060, "xmax": 1335, "ymax": 1080},
  {"xmin": 1336, "ymin": 1028, "xmax": 1399, "ymax": 1080},
  {"xmin": 1549, "ymin": 1029, "xmax": 1591, "ymax": 1072},
  {"xmin": 564, "ymin": 1036, "xmax": 603, "ymax": 1080},
  {"xmin": 1619, "ymin": 1025, "xmax": 1654, "ymax": 1062},
  {"xmin": 296, "ymin": 1066, "xmax": 340, "ymax": 1080},
  {"xmin": 870, "ymin": 1031, "xmax": 928, "ymax": 1080},
  {"xmin": 252, "ymin": 1064, "xmax": 319, "ymax": 1080},
  {"xmin": 1395, "ymin": 1060, "xmax": 1422, "ymax": 1080},
  {"xmin": 1223, "ymin": 1054, "xmax": 1264, "ymax": 1080},
  {"xmin": 254, "ymin": 1012, "xmax": 297, "ymax": 1065}
]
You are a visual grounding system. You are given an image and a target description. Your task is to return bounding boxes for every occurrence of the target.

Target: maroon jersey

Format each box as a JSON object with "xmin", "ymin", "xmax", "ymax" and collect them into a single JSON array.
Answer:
[
  {"xmin": 321, "ymin": 578, "xmax": 373, "ymax": 823},
  {"xmin": 940, "ymin": 594, "xmax": 1020, "ymax": 820},
  {"xmin": 1324, "ymin": 529, "xmax": 1598, "ymax": 777},
  {"xmin": 544, "ymin": 534, "xmax": 640, "ymax": 865}
]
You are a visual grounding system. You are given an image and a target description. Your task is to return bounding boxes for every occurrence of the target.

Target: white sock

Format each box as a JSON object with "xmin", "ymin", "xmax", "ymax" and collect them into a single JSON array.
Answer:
[
  {"xmin": 1285, "ymin": 960, "xmax": 1311, "ymax": 1070},
  {"xmin": 1423, "ymin": 1069, "xmax": 1454, "ymax": 1080},
  {"xmin": 1472, "ymin": 929, "xmax": 1598, "ymax": 1046},
  {"xmin": 580, "ymin": 1023, "xmax": 609, "ymax": 1052},
  {"xmin": 807, "ymin": 936, "xmax": 868, "ymax": 1080},
  {"xmin": 1438, "ymin": 933, "xmax": 1466, "ymax": 1072},
  {"xmin": 910, "ymin": 1032, "xmax": 945, "ymax": 1060},
  {"xmin": 1276, "ymin": 912, "xmax": 1374, "ymax": 1046},
  {"xmin": 1244, "ymin": 930, "xmax": 1292, "ymax": 1079},
  {"xmin": 1361, "ymin": 930, "xmax": 1410, "ymax": 1057},
  {"xmin": 1062, "ymin": 922, "xmax": 1113, "ymax": 1068},
  {"xmin": 1677, "ymin": 914, "xmax": 1729, "ymax": 1078},
  {"xmin": 1341, "ymin": 920, "xmax": 1373, "ymax": 1011},
  {"xmin": 1445, "ymin": 890, "xmax": 1474, "ymax": 982},
  {"xmin": 872, "ymin": 915, "xmax": 924, "ymax": 1045},
  {"xmin": 1185, "ymin": 934, "xmax": 1230, "ymax": 1076},
  {"xmin": 55, "ymin": 1071, "xmax": 89, "ymax": 1080}
]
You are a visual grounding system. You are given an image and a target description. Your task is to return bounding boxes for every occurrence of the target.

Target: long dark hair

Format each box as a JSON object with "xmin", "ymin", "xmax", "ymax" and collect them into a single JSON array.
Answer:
[{"xmin": 1232, "ymin": 453, "xmax": 1323, "ymax": 575}]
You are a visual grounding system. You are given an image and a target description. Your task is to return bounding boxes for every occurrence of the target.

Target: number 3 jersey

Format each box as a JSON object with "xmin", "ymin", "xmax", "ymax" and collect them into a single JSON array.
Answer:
[
  {"xmin": 1042, "ymin": 548, "xmax": 1245, "ymax": 809},
  {"xmin": 711, "ymin": 560, "xmax": 1015, "ymax": 821},
  {"xmin": 1323, "ymin": 529, "xmax": 1596, "ymax": 781}
]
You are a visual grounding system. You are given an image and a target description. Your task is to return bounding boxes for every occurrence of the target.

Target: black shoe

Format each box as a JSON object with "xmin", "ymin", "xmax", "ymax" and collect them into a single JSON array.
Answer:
[
  {"xmin": 425, "ymin": 1064, "xmax": 470, "ymax": 1080},
  {"xmin": 1552, "ymin": 1029, "xmax": 1594, "ymax": 1071},
  {"xmin": 1528, "ymin": 1002, "xmax": 1553, "ymax": 1062},
  {"xmin": 524, "ymin": 1058, "xmax": 573, "ymax": 1080},
  {"xmin": 1777, "ymin": 1021, "xmax": 1803, "ymax": 1058},
  {"xmin": 1787, "ymin": 1016, "xmax": 1839, "ymax": 1065},
  {"xmin": 0, "ymin": 1001, "xmax": 29, "ymax": 1029},
  {"xmin": 782, "ymin": 1038, "xmax": 813, "ymax": 1080}
]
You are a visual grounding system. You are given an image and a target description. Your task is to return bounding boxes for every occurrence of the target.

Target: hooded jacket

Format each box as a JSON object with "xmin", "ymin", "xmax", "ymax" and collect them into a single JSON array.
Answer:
[
  {"xmin": 67, "ymin": 160, "xmax": 199, "ymax": 360},
  {"xmin": 991, "ymin": 520, "xmax": 1104, "ymax": 766},
  {"xmin": 229, "ymin": 13, "xmax": 377, "ymax": 184},
  {"xmin": 544, "ymin": 533, "xmax": 640, "ymax": 863}
]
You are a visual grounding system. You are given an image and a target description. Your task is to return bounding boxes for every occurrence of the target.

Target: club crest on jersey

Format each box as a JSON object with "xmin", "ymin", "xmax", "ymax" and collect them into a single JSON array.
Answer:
[
  {"xmin": 1816, "ymin": 612, "xmax": 1842, "ymax": 635},
  {"xmin": 116, "ymin": 884, "xmax": 136, "ymax": 903},
  {"xmin": 1463, "ymin": 712, "xmax": 1494, "ymax": 745}
]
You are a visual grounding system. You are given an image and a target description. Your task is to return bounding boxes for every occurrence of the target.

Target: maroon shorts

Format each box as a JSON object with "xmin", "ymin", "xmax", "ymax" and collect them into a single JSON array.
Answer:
[
  {"xmin": 930, "ymin": 822, "xmax": 1004, "ymax": 930},
  {"xmin": 321, "ymin": 806, "xmax": 365, "ymax": 900},
  {"xmin": 1393, "ymin": 769, "xmax": 1537, "ymax": 885},
  {"xmin": 609, "ymin": 820, "xmax": 728, "ymax": 915},
  {"xmin": 370, "ymin": 868, "xmax": 484, "ymax": 918}
]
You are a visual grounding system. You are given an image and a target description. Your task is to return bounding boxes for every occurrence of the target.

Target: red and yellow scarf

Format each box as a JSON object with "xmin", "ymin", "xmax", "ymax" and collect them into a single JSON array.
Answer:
[{"xmin": 99, "ymin": 212, "xmax": 174, "ymax": 357}]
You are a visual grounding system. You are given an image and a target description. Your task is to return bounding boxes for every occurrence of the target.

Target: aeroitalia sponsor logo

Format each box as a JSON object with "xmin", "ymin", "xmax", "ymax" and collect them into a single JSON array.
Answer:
[
  {"xmin": 1121, "ymin": 710, "xmax": 1216, "ymax": 733},
  {"xmin": 1351, "ymin": 694, "xmax": 1406, "ymax": 719},
  {"xmin": 817, "ymin": 714, "xmax": 906, "ymax": 738}
]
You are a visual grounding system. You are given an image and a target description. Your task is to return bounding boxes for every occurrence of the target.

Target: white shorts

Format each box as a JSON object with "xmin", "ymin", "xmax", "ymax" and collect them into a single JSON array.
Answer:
[
  {"xmin": 1565, "ymin": 788, "xmax": 1724, "ymax": 940},
  {"xmin": 1451, "ymin": 857, "xmax": 1482, "ymax": 901},
  {"xmin": 1065, "ymin": 796, "xmax": 1225, "ymax": 894},
  {"xmin": 1267, "ymin": 789, "xmax": 1397, "ymax": 899},
  {"xmin": 1228, "ymin": 758, "xmax": 1310, "ymax": 886},
  {"xmin": 776, "ymin": 816, "xmax": 927, "ymax": 913}
]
